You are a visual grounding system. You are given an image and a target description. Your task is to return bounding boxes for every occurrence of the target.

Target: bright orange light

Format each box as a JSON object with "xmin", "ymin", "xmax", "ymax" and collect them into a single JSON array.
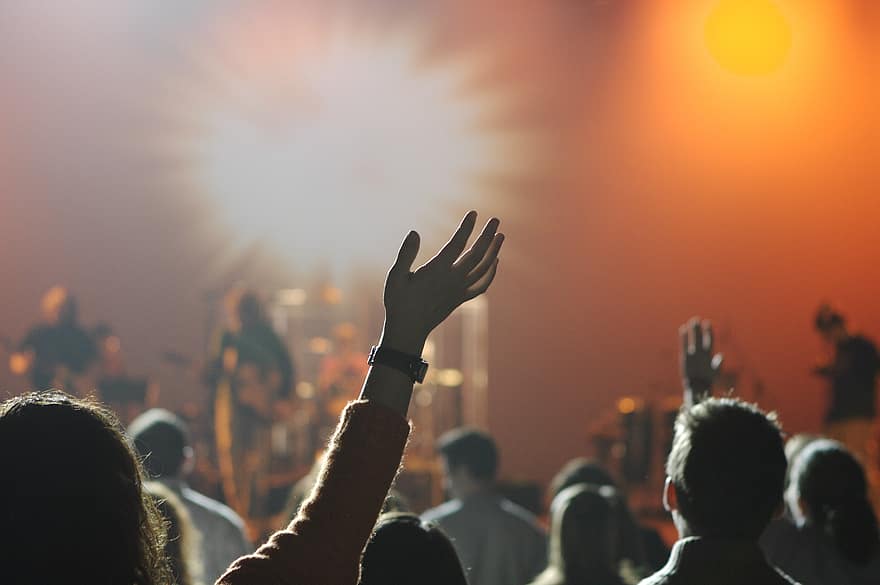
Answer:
[
  {"xmin": 618, "ymin": 397, "xmax": 637, "ymax": 414},
  {"xmin": 9, "ymin": 353, "xmax": 29, "ymax": 375},
  {"xmin": 705, "ymin": 0, "xmax": 792, "ymax": 76}
]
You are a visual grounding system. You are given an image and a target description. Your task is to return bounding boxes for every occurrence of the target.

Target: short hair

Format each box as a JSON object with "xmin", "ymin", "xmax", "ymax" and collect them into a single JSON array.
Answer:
[
  {"xmin": 549, "ymin": 457, "xmax": 616, "ymax": 500},
  {"xmin": 0, "ymin": 391, "xmax": 169, "ymax": 584},
  {"xmin": 666, "ymin": 397, "xmax": 786, "ymax": 539},
  {"xmin": 815, "ymin": 304, "xmax": 845, "ymax": 332},
  {"xmin": 359, "ymin": 513, "xmax": 467, "ymax": 585},
  {"xmin": 437, "ymin": 428, "xmax": 499, "ymax": 481},
  {"xmin": 128, "ymin": 408, "xmax": 190, "ymax": 479}
]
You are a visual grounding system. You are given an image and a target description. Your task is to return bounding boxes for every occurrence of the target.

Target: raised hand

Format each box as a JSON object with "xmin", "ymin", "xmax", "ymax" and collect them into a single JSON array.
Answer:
[
  {"xmin": 679, "ymin": 317, "xmax": 723, "ymax": 406},
  {"xmin": 363, "ymin": 211, "xmax": 504, "ymax": 416},
  {"xmin": 381, "ymin": 211, "xmax": 504, "ymax": 355}
]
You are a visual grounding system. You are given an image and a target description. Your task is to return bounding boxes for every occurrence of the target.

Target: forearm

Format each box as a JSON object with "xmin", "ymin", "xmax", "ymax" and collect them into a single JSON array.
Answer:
[{"xmin": 218, "ymin": 400, "xmax": 410, "ymax": 585}]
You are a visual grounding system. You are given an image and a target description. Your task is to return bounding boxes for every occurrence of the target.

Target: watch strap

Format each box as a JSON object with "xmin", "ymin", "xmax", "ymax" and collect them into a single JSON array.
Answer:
[{"xmin": 368, "ymin": 345, "xmax": 429, "ymax": 384}]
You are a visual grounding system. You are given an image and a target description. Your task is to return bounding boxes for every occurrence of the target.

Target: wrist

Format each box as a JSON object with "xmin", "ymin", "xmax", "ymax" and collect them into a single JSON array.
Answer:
[
  {"xmin": 684, "ymin": 378, "xmax": 712, "ymax": 397},
  {"xmin": 380, "ymin": 321, "xmax": 428, "ymax": 356}
]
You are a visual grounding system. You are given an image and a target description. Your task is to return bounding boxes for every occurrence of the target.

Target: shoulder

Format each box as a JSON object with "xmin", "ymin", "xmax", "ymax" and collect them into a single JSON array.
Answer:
[
  {"xmin": 422, "ymin": 499, "xmax": 464, "ymax": 523},
  {"xmin": 761, "ymin": 517, "xmax": 801, "ymax": 554},
  {"xmin": 637, "ymin": 571, "xmax": 672, "ymax": 585},
  {"xmin": 773, "ymin": 566, "xmax": 802, "ymax": 585},
  {"xmin": 499, "ymin": 498, "xmax": 544, "ymax": 532},
  {"xmin": 181, "ymin": 487, "xmax": 248, "ymax": 532}
]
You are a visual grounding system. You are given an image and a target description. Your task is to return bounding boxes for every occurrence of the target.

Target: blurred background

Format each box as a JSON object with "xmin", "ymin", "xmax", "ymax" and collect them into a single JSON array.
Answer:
[{"xmin": 0, "ymin": 0, "xmax": 877, "ymax": 512}]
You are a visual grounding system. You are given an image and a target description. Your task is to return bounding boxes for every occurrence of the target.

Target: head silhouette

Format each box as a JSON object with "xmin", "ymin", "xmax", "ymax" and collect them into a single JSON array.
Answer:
[
  {"xmin": 359, "ymin": 513, "xmax": 467, "ymax": 585},
  {"xmin": 534, "ymin": 483, "xmax": 624, "ymax": 585},
  {"xmin": 225, "ymin": 287, "xmax": 265, "ymax": 330},
  {"xmin": 41, "ymin": 285, "xmax": 78, "ymax": 325},
  {"xmin": 814, "ymin": 304, "xmax": 847, "ymax": 343},
  {"xmin": 789, "ymin": 439, "xmax": 879, "ymax": 565},
  {"xmin": 437, "ymin": 428, "xmax": 499, "ymax": 499},
  {"xmin": 550, "ymin": 458, "xmax": 617, "ymax": 500},
  {"xmin": 128, "ymin": 408, "xmax": 192, "ymax": 479},
  {"xmin": 0, "ymin": 391, "xmax": 169, "ymax": 584},
  {"xmin": 665, "ymin": 397, "xmax": 786, "ymax": 539}
]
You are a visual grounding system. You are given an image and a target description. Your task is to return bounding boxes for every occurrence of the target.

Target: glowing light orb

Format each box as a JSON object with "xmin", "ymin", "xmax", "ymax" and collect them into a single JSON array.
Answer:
[
  {"xmin": 705, "ymin": 0, "xmax": 792, "ymax": 76},
  {"xmin": 165, "ymin": 8, "xmax": 531, "ymax": 271}
]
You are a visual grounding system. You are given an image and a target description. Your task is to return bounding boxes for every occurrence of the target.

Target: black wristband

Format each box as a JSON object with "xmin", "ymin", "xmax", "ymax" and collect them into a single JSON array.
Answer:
[{"xmin": 368, "ymin": 345, "xmax": 429, "ymax": 384}]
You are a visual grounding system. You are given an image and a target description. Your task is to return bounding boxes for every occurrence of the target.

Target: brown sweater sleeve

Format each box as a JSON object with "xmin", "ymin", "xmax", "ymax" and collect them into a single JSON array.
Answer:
[{"xmin": 217, "ymin": 400, "xmax": 411, "ymax": 585}]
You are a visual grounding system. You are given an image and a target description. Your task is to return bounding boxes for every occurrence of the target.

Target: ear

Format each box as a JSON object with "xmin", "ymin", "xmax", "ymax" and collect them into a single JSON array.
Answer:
[{"xmin": 663, "ymin": 477, "xmax": 678, "ymax": 512}]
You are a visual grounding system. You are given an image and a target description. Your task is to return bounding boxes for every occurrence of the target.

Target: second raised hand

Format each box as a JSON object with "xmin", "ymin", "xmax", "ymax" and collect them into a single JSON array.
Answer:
[
  {"xmin": 679, "ymin": 317, "xmax": 724, "ymax": 406},
  {"xmin": 381, "ymin": 211, "xmax": 504, "ymax": 355}
]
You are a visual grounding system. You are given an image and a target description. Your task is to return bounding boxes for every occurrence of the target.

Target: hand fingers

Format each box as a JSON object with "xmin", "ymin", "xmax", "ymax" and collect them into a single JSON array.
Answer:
[
  {"xmin": 679, "ymin": 325, "xmax": 689, "ymax": 359},
  {"xmin": 702, "ymin": 320, "xmax": 714, "ymax": 352},
  {"xmin": 465, "ymin": 233, "xmax": 504, "ymax": 286},
  {"xmin": 463, "ymin": 258, "xmax": 499, "ymax": 301},
  {"xmin": 388, "ymin": 230, "xmax": 420, "ymax": 279},
  {"xmin": 427, "ymin": 211, "xmax": 478, "ymax": 267},
  {"xmin": 688, "ymin": 317, "xmax": 702, "ymax": 355},
  {"xmin": 454, "ymin": 218, "xmax": 500, "ymax": 274}
]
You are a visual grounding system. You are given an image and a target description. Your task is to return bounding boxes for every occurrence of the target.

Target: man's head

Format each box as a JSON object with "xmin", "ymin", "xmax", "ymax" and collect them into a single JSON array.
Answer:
[
  {"xmin": 41, "ymin": 285, "xmax": 77, "ymax": 325},
  {"xmin": 436, "ymin": 428, "xmax": 498, "ymax": 500},
  {"xmin": 663, "ymin": 397, "xmax": 786, "ymax": 540},
  {"xmin": 128, "ymin": 409, "xmax": 192, "ymax": 480},
  {"xmin": 815, "ymin": 304, "xmax": 847, "ymax": 344}
]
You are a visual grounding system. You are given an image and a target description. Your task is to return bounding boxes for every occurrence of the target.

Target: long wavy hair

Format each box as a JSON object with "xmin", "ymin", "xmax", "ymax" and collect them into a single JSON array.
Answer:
[
  {"xmin": 146, "ymin": 481, "xmax": 203, "ymax": 585},
  {"xmin": 0, "ymin": 391, "xmax": 171, "ymax": 584}
]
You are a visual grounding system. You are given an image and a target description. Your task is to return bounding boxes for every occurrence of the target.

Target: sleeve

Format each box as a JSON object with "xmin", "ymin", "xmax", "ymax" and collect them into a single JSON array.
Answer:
[{"xmin": 216, "ymin": 400, "xmax": 410, "ymax": 585}]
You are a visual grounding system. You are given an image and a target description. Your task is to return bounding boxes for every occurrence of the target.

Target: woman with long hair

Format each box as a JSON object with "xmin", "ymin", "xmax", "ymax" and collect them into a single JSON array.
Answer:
[
  {"xmin": 0, "ymin": 391, "xmax": 170, "ymax": 584},
  {"xmin": 762, "ymin": 439, "xmax": 880, "ymax": 584},
  {"xmin": 529, "ymin": 484, "xmax": 633, "ymax": 585}
]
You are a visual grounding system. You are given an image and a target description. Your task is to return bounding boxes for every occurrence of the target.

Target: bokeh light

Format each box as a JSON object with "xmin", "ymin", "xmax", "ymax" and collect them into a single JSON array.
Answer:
[
  {"xmin": 163, "ymin": 6, "xmax": 533, "ymax": 272},
  {"xmin": 705, "ymin": 0, "xmax": 792, "ymax": 76}
]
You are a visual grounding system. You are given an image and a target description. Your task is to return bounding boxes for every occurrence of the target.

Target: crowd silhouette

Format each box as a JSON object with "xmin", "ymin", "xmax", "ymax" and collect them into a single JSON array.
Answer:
[{"xmin": 1, "ymin": 212, "xmax": 878, "ymax": 585}]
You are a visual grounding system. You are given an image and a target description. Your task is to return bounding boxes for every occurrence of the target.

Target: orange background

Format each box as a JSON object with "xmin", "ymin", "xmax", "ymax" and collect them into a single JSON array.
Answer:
[{"xmin": 0, "ymin": 0, "xmax": 877, "ymax": 490}]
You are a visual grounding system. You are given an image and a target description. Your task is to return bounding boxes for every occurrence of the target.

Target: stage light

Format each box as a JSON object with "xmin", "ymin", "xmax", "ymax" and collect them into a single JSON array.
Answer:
[
  {"xmin": 9, "ymin": 353, "xmax": 29, "ymax": 375},
  {"xmin": 435, "ymin": 368, "xmax": 465, "ymax": 387},
  {"xmin": 295, "ymin": 381, "xmax": 315, "ymax": 400},
  {"xmin": 277, "ymin": 288, "xmax": 307, "ymax": 307},
  {"xmin": 617, "ymin": 397, "xmax": 637, "ymax": 414},
  {"xmin": 705, "ymin": 0, "xmax": 792, "ymax": 76},
  {"xmin": 165, "ymin": 7, "xmax": 530, "ymax": 272}
]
